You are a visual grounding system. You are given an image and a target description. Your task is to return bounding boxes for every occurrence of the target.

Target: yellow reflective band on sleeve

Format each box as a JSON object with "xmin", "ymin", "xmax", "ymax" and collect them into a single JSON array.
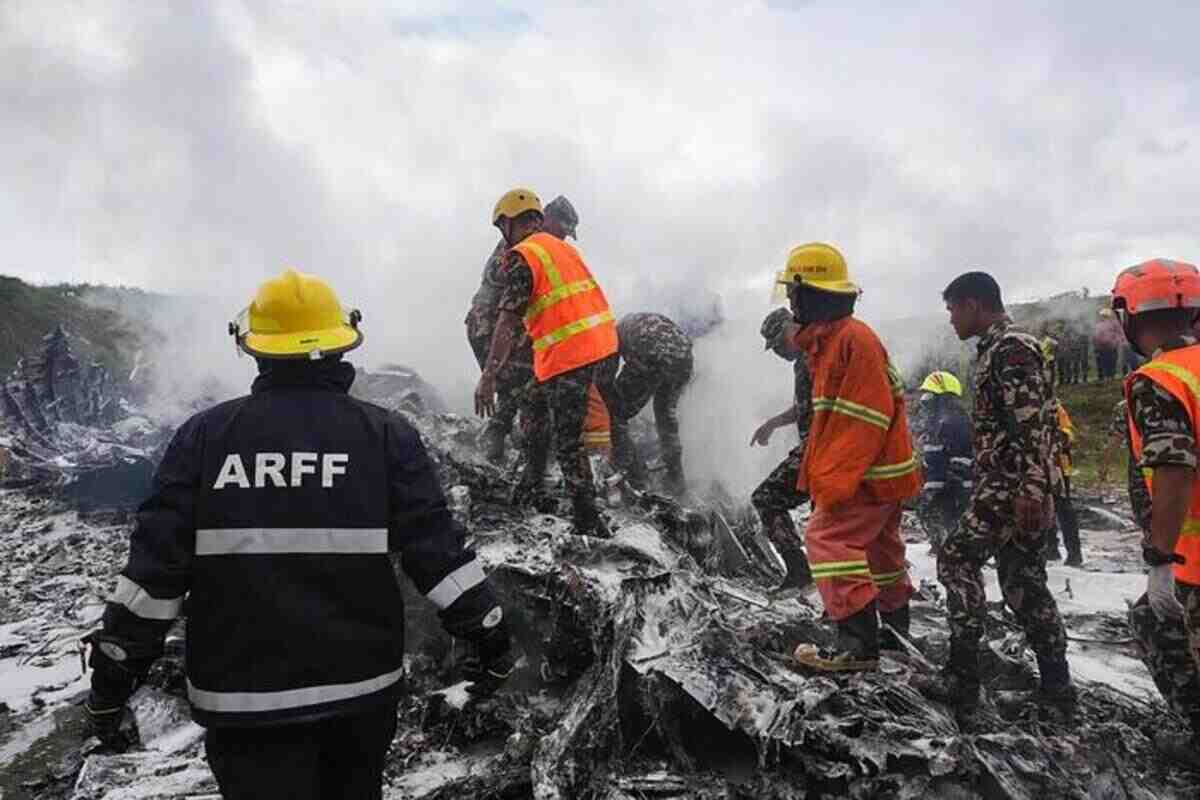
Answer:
[
  {"xmin": 810, "ymin": 559, "xmax": 871, "ymax": 579},
  {"xmin": 811, "ymin": 397, "xmax": 892, "ymax": 430},
  {"xmin": 865, "ymin": 455, "xmax": 919, "ymax": 480},
  {"xmin": 1141, "ymin": 360, "xmax": 1200, "ymax": 408},
  {"xmin": 871, "ymin": 569, "xmax": 907, "ymax": 587},
  {"xmin": 582, "ymin": 431, "xmax": 612, "ymax": 445},
  {"xmin": 532, "ymin": 310, "xmax": 616, "ymax": 352},
  {"xmin": 1180, "ymin": 519, "xmax": 1200, "ymax": 538},
  {"xmin": 523, "ymin": 241, "xmax": 565, "ymax": 289},
  {"xmin": 887, "ymin": 364, "xmax": 905, "ymax": 397},
  {"xmin": 524, "ymin": 279, "xmax": 600, "ymax": 323}
]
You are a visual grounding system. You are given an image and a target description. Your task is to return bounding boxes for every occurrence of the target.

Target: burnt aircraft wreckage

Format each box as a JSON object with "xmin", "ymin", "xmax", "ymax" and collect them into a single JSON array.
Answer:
[{"xmin": 0, "ymin": 327, "xmax": 1196, "ymax": 799}]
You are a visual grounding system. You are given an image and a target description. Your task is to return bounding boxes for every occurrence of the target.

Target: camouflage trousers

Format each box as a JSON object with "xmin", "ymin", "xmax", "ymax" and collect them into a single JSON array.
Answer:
[
  {"xmin": 469, "ymin": 332, "xmax": 534, "ymax": 456},
  {"xmin": 751, "ymin": 443, "xmax": 812, "ymax": 583},
  {"xmin": 1129, "ymin": 582, "xmax": 1200, "ymax": 724},
  {"xmin": 518, "ymin": 357, "xmax": 616, "ymax": 525},
  {"xmin": 595, "ymin": 353, "xmax": 693, "ymax": 490},
  {"xmin": 751, "ymin": 443, "xmax": 809, "ymax": 519},
  {"xmin": 938, "ymin": 497, "xmax": 1069, "ymax": 674},
  {"xmin": 916, "ymin": 489, "xmax": 967, "ymax": 554}
]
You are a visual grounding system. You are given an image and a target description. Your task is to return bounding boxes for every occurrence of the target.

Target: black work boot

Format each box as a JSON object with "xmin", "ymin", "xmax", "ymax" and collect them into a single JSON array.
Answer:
[
  {"xmin": 794, "ymin": 602, "xmax": 880, "ymax": 672},
  {"xmin": 1044, "ymin": 533, "xmax": 1063, "ymax": 562},
  {"xmin": 1063, "ymin": 548, "xmax": 1083, "ymax": 567},
  {"xmin": 764, "ymin": 514, "xmax": 813, "ymax": 592},
  {"xmin": 1035, "ymin": 653, "xmax": 1077, "ymax": 719},
  {"xmin": 663, "ymin": 455, "xmax": 686, "ymax": 499},
  {"xmin": 1155, "ymin": 715, "xmax": 1200, "ymax": 770},
  {"xmin": 571, "ymin": 497, "xmax": 611, "ymax": 539},
  {"xmin": 913, "ymin": 640, "xmax": 982, "ymax": 710},
  {"xmin": 879, "ymin": 604, "xmax": 912, "ymax": 652}
]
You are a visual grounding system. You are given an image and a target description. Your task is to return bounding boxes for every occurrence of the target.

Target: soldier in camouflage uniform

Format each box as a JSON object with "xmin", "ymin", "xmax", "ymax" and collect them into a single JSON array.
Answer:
[
  {"xmin": 1111, "ymin": 260, "xmax": 1200, "ymax": 766},
  {"xmin": 1122, "ymin": 378, "xmax": 1200, "ymax": 767},
  {"xmin": 595, "ymin": 312, "xmax": 693, "ymax": 496},
  {"xmin": 466, "ymin": 198, "xmax": 580, "ymax": 462},
  {"xmin": 748, "ymin": 308, "xmax": 814, "ymax": 590},
  {"xmin": 915, "ymin": 272, "xmax": 1075, "ymax": 711},
  {"xmin": 476, "ymin": 190, "xmax": 615, "ymax": 537}
]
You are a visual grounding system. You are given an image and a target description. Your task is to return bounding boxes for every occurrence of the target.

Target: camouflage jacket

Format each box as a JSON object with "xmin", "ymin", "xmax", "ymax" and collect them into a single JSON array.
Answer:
[
  {"xmin": 467, "ymin": 239, "xmax": 532, "ymax": 367},
  {"xmin": 1110, "ymin": 399, "xmax": 1152, "ymax": 532},
  {"xmin": 1127, "ymin": 334, "xmax": 1199, "ymax": 478},
  {"xmin": 972, "ymin": 319, "xmax": 1065, "ymax": 502},
  {"xmin": 617, "ymin": 312, "xmax": 693, "ymax": 372}
]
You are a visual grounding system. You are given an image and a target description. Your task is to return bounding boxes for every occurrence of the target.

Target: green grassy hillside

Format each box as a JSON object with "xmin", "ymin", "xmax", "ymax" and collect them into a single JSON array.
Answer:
[
  {"xmin": 0, "ymin": 276, "xmax": 148, "ymax": 378},
  {"xmin": 1057, "ymin": 377, "xmax": 1127, "ymax": 489}
]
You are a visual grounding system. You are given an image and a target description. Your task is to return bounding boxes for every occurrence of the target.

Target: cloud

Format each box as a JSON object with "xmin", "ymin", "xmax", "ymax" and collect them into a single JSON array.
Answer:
[{"xmin": 3, "ymin": 1, "xmax": 1200, "ymax": 471}]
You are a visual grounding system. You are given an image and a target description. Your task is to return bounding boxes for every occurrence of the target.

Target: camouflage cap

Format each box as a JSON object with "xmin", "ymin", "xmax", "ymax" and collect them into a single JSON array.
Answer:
[
  {"xmin": 760, "ymin": 307, "xmax": 793, "ymax": 350},
  {"xmin": 544, "ymin": 195, "xmax": 579, "ymax": 236}
]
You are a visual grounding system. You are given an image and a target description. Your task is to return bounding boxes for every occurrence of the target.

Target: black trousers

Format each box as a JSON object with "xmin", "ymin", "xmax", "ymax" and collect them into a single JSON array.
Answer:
[{"xmin": 205, "ymin": 703, "xmax": 398, "ymax": 800}]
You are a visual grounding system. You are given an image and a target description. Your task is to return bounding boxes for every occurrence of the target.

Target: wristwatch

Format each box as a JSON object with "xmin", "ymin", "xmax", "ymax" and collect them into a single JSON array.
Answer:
[{"xmin": 1143, "ymin": 546, "xmax": 1186, "ymax": 567}]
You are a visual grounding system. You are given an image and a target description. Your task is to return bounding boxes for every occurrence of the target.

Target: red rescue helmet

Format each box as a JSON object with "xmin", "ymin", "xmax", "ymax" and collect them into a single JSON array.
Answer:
[{"xmin": 1111, "ymin": 258, "xmax": 1200, "ymax": 318}]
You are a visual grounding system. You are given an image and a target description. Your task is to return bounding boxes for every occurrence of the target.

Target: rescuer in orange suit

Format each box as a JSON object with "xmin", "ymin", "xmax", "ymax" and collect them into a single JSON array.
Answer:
[{"xmin": 781, "ymin": 243, "xmax": 922, "ymax": 672}]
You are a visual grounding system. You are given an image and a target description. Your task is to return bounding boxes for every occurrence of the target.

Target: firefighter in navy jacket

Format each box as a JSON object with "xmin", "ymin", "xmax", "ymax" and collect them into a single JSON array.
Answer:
[{"xmin": 83, "ymin": 270, "xmax": 513, "ymax": 799}]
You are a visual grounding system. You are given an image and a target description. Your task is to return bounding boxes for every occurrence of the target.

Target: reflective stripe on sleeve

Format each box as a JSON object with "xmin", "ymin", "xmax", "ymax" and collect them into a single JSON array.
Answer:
[
  {"xmin": 195, "ymin": 528, "xmax": 388, "ymax": 556},
  {"xmin": 532, "ymin": 310, "xmax": 616, "ymax": 352},
  {"xmin": 109, "ymin": 576, "xmax": 184, "ymax": 621},
  {"xmin": 811, "ymin": 397, "xmax": 892, "ymax": 430},
  {"xmin": 425, "ymin": 559, "xmax": 488, "ymax": 610},
  {"xmin": 871, "ymin": 569, "xmax": 907, "ymax": 587},
  {"xmin": 865, "ymin": 455, "xmax": 919, "ymax": 480},
  {"xmin": 187, "ymin": 666, "xmax": 404, "ymax": 714},
  {"xmin": 922, "ymin": 444, "xmax": 946, "ymax": 453},
  {"xmin": 923, "ymin": 481, "xmax": 946, "ymax": 490},
  {"xmin": 1180, "ymin": 519, "xmax": 1200, "ymax": 538}
]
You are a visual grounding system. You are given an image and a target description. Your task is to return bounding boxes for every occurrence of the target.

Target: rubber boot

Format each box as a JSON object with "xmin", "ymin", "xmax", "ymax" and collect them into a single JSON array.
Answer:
[
  {"xmin": 794, "ymin": 601, "xmax": 880, "ymax": 672},
  {"xmin": 1155, "ymin": 715, "xmax": 1200, "ymax": 771},
  {"xmin": 879, "ymin": 604, "xmax": 911, "ymax": 652},
  {"xmin": 1043, "ymin": 530, "xmax": 1063, "ymax": 562},
  {"xmin": 1056, "ymin": 491, "xmax": 1083, "ymax": 566},
  {"xmin": 763, "ymin": 514, "xmax": 813, "ymax": 592},
  {"xmin": 913, "ymin": 639, "xmax": 982, "ymax": 710}
]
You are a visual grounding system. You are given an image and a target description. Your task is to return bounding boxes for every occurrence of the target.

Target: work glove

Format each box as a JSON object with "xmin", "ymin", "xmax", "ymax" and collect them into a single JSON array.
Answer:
[
  {"xmin": 461, "ymin": 620, "xmax": 515, "ymax": 698},
  {"xmin": 80, "ymin": 630, "xmax": 150, "ymax": 750},
  {"xmin": 1148, "ymin": 564, "xmax": 1186, "ymax": 621}
]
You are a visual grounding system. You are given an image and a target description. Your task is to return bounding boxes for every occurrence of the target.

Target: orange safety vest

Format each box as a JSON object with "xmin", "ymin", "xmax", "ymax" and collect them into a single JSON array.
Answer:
[
  {"xmin": 1125, "ymin": 344, "xmax": 1200, "ymax": 586},
  {"xmin": 511, "ymin": 233, "xmax": 618, "ymax": 382},
  {"xmin": 583, "ymin": 384, "xmax": 612, "ymax": 453},
  {"xmin": 1057, "ymin": 402, "xmax": 1076, "ymax": 477},
  {"xmin": 796, "ymin": 318, "xmax": 923, "ymax": 508}
]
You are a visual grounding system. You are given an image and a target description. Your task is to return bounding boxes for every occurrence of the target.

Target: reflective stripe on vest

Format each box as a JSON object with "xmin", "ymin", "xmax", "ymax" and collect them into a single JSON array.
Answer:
[
  {"xmin": 1127, "ymin": 348, "xmax": 1200, "ymax": 584},
  {"xmin": 195, "ymin": 528, "xmax": 388, "ymax": 556},
  {"xmin": 514, "ymin": 233, "xmax": 617, "ymax": 381},
  {"xmin": 110, "ymin": 576, "xmax": 184, "ymax": 621},
  {"xmin": 533, "ymin": 311, "xmax": 616, "ymax": 352},
  {"xmin": 187, "ymin": 666, "xmax": 403, "ymax": 714}
]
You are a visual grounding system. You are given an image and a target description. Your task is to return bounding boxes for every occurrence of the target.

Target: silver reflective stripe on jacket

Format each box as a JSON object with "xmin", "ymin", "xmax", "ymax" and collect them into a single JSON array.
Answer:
[
  {"xmin": 187, "ymin": 666, "xmax": 404, "ymax": 713},
  {"xmin": 110, "ymin": 576, "xmax": 184, "ymax": 620},
  {"xmin": 195, "ymin": 528, "xmax": 388, "ymax": 556},
  {"xmin": 425, "ymin": 559, "xmax": 487, "ymax": 609}
]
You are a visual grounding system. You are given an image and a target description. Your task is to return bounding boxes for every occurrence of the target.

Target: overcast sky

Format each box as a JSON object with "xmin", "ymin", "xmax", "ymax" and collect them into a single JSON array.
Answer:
[{"xmin": 4, "ymin": 1, "xmax": 1199, "ymax": 404}]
